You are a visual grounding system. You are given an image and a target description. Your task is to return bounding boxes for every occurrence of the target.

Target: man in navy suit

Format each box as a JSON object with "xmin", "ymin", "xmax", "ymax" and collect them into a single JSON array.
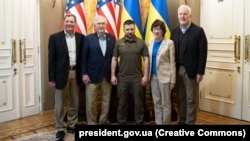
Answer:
[
  {"xmin": 48, "ymin": 14, "xmax": 84, "ymax": 140},
  {"xmin": 81, "ymin": 15, "xmax": 116, "ymax": 125},
  {"xmin": 171, "ymin": 5, "xmax": 207, "ymax": 125}
]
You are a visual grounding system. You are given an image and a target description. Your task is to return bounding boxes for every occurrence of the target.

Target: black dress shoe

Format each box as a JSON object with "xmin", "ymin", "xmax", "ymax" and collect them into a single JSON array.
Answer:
[
  {"xmin": 178, "ymin": 122, "xmax": 187, "ymax": 125},
  {"xmin": 67, "ymin": 127, "xmax": 75, "ymax": 134},
  {"xmin": 56, "ymin": 131, "xmax": 65, "ymax": 141}
]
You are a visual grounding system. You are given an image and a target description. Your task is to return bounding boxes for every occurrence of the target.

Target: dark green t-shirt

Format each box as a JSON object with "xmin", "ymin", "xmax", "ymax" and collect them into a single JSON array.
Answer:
[{"xmin": 113, "ymin": 36, "xmax": 149, "ymax": 82}]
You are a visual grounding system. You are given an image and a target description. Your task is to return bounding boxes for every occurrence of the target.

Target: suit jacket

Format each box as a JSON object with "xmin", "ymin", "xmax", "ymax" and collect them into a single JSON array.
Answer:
[
  {"xmin": 171, "ymin": 23, "xmax": 208, "ymax": 79},
  {"xmin": 81, "ymin": 32, "xmax": 116, "ymax": 83},
  {"xmin": 48, "ymin": 31, "xmax": 85, "ymax": 89},
  {"xmin": 148, "ymin": 39, "xmax": 176, "ymax": 83}
]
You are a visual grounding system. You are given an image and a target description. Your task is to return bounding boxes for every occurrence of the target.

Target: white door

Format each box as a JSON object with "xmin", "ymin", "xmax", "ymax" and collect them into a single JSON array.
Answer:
[
  {"xmin": 0, "ymin": 0, "xmax": 40, "ymax": 123},
  {"xmin": 242, "ymin": 0, "xmax": 250, "ymax": 121},
  {"xmin": 199, "ymin": 0, "xmax": 245, "ymax": 120}
]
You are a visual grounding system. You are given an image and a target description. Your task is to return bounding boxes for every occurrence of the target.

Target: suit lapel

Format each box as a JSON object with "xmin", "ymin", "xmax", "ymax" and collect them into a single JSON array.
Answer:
[
  {"xmin": 148, "ymin": 41, "xmax": 154, "ymax": 66},
  {"xmin": 93, "ymin": 33, "xmax": 104, "ymax": 57},
  {"xmin": 105, "ymin": 34, "xmax": 113, "ymax": 57},
  {"xmin": 75, "ymin": 33, "xmax": 80, "ymax": 54},
  {"xmin": 59, "ymin": 32, "xmax": 69, "ymax": 56},
  {"xmin": 157, "ymin": 39, "xmax": 165, "ymax": 53},
  {"xmin": 156, "ymin": 40, "xmax": 165, "ymax": 67}
]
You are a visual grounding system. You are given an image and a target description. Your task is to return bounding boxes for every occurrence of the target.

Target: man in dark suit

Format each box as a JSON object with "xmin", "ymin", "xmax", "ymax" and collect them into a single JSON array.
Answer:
[
  {"xmin": 81, "ymin": 15, "xmax": 116, "ymax": 125},
  {"xmin": 171, "ymin": 4, "xmax": 207, "ymax": 125},
  {"xmin": 48, "ymin": 14, "xmax": 84, "ymax": 140}
]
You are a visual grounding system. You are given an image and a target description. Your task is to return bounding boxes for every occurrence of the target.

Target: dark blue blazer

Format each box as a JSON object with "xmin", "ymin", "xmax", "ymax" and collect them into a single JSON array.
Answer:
[
  {"xmin": 171, "ymin": 23, "xmax": 207, "ymax": 79},
  {"xmin": 81, "ymin": 32, "xmax": 116, "ymax": 83},
  {"xmin": 48, "ymin": 31, "xmax": 85, "ymax": 89}
]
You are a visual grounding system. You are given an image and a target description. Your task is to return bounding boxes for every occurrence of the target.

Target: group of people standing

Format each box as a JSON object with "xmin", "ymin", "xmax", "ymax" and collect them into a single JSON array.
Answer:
[{"xmin": 48, "ymin": 4, "xmax": 207, "ymax": 141}]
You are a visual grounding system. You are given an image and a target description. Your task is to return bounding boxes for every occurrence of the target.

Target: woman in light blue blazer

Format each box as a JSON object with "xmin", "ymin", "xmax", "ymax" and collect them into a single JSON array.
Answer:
[{"xmin": 148, "ymin": 19, "xmax": 176, "ymax": 125}]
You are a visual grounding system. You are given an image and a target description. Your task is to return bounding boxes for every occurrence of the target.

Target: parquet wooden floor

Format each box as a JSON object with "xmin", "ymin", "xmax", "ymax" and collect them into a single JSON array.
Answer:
[{"xmin": 0, "ymin": 108, "xmax": 250, "ymax": 141}]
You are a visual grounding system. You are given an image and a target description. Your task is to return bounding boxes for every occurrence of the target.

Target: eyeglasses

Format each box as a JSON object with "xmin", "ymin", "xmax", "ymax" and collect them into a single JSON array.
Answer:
[
  {"xmin": 153, "ymin": 27, "xmax": 162, "ymax": 31},
  {"xmin": 96, "ymin": 22, "xmax": 106, "ymax": 25}
]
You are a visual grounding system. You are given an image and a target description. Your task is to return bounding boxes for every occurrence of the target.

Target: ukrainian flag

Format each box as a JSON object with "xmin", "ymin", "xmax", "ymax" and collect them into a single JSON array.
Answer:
[
  {"xmin": 144, "ymin": 0, "xmax": 171, "ymax": 44},
  {"xmin": 119, "ymin": 0, "xmax": 143, "ymax": 39}
]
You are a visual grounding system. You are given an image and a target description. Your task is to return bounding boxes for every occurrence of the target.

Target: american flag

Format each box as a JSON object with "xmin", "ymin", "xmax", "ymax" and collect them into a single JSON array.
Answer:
[
  {"xmin": 113, "ymin": 0, "xmax": 121, "ymax": 38},
  {"xmin": 96, "ymin": 0, "xmax": 118, "ymax": 40},
  {"xmin": 64, "ymin": 0, "xmax": 87, "ymax": 35}
]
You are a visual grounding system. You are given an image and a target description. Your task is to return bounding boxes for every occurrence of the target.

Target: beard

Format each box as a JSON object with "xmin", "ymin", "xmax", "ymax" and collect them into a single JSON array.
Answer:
[{"xmin": 125, "ymin": 33, "xmax": 135, "ymax": 39}]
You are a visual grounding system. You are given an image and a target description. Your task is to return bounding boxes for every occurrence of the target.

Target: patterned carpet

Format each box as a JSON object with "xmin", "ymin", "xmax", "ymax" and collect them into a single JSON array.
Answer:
[
  {"xmin": 0, "ymin": 120, "xmax": 89, "ymax": 141},
  {"xmin": 0, "ymin": 119, "xmax": 55, "ymax": 140},
  {"xmin": 15, "ymin": 131, "xmax": 74, "ymax": 141},
  {"xmin": 0, "ymin": 118, "xmax": 216, "ymax": 141},
  {"xmin": 0, "ymin": 105, "xmax": 215, "ymax": 141}
]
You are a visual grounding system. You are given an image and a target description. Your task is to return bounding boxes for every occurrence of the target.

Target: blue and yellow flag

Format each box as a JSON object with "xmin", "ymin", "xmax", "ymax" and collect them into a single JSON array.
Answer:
[
  {"xmin": 144, "ymin": 0, "xmax": 171, "ymax": 44},
  {"xmin": 119, "ymin": 0, "xmax": 143, "ymax": 39}
]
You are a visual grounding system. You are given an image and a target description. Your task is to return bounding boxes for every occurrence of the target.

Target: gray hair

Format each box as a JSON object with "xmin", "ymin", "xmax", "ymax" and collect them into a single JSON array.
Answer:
[{"xmin": 178, "ymin": 4, "xmax": 192, "ymax": 15}]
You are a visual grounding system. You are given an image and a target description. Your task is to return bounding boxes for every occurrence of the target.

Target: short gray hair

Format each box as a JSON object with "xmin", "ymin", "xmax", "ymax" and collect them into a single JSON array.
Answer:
[{"xmin": 178, "ymin": 4, "xmax": 192, "ymax": 15}]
